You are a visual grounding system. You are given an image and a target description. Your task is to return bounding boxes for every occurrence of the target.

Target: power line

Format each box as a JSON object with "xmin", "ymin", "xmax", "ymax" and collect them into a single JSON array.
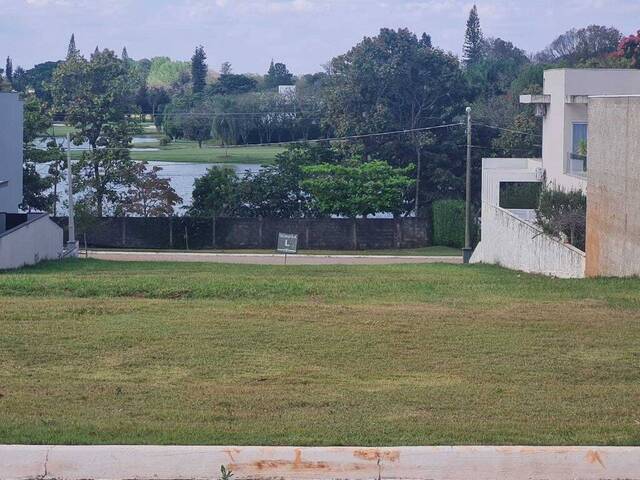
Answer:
[
  {"xmin": 472, "ymin": 122, "xmax": 543, "ymax": 138},
  {"xmin": 47, "ymin": 122, "xmax": 465, "ymax": 152}
]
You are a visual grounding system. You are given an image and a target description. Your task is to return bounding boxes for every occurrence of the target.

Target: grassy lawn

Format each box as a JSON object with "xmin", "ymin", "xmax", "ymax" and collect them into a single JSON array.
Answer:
[
  {"xmin": 1, "ymin": 260, "xmax": 640, "ymax": 446},
  {"xmin": 129, "ymin": 143, "xmax": 282, "ymax": 164}
]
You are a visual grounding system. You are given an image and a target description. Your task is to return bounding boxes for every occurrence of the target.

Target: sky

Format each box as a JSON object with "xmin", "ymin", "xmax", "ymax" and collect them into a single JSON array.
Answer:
[{"xmin": 2, "ymin": 0, "xmax": 640, "ymax": 74}]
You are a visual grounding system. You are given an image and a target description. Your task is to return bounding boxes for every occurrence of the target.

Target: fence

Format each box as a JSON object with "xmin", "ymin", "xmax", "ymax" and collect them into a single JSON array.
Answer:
[{"xmin": 52, "ymin": 217, "xmax": 430, "ymax": 250}]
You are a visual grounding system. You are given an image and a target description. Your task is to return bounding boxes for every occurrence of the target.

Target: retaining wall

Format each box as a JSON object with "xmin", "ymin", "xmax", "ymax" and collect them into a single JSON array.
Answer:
[
  {"xmin": 0, "ymin": 213, "xmax": 64, "ymax": 269},
  {"xmin": 53, "ymin": 217, "xmax": 430, "ymax": 250},
  {"xmin": 471, "ymin": 204, "xmax": 585, "ymax": 278}
]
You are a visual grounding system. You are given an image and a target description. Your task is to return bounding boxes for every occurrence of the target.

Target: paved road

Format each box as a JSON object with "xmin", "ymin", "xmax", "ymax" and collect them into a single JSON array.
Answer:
[{"xmin": 86, "ymin": 250, "xmax": 462, "ymax": 265}]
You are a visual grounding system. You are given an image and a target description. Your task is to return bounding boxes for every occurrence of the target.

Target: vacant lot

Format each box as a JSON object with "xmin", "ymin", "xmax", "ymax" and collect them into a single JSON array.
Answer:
[{"xmin": 1, "ymin": 260, "xmax": 640, "ymax": 446}]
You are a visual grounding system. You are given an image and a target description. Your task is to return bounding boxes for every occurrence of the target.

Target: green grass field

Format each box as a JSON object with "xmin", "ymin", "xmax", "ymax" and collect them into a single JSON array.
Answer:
[
  {"xmin": 1, "ymin": 260, "xmax": 640, "ymax": 446},
  {"xmin": 130, "ymin": 143, "xmax": 282, "ymax": 164}
]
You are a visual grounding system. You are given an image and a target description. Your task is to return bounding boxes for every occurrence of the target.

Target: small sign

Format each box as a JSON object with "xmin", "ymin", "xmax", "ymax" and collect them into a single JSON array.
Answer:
[{"xmin": 277, "ymin": 233, "xmax": 298, "ymax": 254}]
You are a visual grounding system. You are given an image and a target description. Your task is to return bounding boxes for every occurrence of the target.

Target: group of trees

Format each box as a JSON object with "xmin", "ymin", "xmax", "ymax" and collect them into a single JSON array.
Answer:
[
  {"xmin": 14, "ymin": 36, "xmax": 183, "ymax": 217},
  {"xmin": 189, "ymin": 144, "xmax": 414, "ymax": 219},
  {"xmin": 8, "ymin": 10, "xmax": 640, "ymax": 221}
]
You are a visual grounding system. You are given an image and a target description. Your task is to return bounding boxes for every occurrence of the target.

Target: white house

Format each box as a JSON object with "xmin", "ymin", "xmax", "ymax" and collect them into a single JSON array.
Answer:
[
  {"xmin": 0, "ymin": 92, "xmax": 65, "ymax": 270},
  {"xmin": 471, "ymin": 69, "xmax": 640, "ymax": 278}
]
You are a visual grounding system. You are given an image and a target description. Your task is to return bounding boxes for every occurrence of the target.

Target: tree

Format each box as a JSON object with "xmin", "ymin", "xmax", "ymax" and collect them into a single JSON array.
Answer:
[
  {"xmin": 191, "ymin": 45, "xmax": 207, "ymax": 93},
  {"xmin": 220, "ymin": 61, "xmax": 232, "ymax": 75},
  {"xmin": 492, "ymin": 112, "xmax": 542, "ymax": 158},
  {"xmin": 121, "ymin": 46, "xmax": 130, "ymax": 62},
  {"xmin": 50, "ymin": 48, "xmax": 139, "ymax": 216},
  {"xmin": 189, "ymin": 166, "xmax": 239, "ymax": 217},
  {"xmin": 182, "ymin": 109, "xmax": 212, "ymax": 148},
  {"xmin": 536, "ymin": 186, "xmax": 586, "ymax": 250},
  {"xmin": 302, "ymin": 160, "xmax": 414, "ymax": 218},
  {"xmin": 536, "ymin": 25, "xmax": 622, "ymax": 64},
  {"xmin": 21, "ymin": 95, "xmax": 64, "ymax": 213},
  {"xmin": 463, "ymin": 5, "xmax": 483, "ymax": 67},
  {"xmin": 614, "ymin": 30, "xmax": 640, "ymax": 67},
  {"xmin": 326, "ymin": 28, "xmax": 467, "ymax": 214},
  {"xmin": 67, "ymin": 33, "xmax": 79, "ymax": 59},
  {"xmin": 118, "ymin": 162, "xmax": 182, "ymax": 217},
  {"xmin": 5, "ymin": 57, "xmax": 12, "ymax": 87},
  {"xmin": 264, "ymin": 60, "xmax": 293, "ymax": 88},
  {"xmin": 209, "ymin": 73, "xmax": 257, "ymax": 95}
]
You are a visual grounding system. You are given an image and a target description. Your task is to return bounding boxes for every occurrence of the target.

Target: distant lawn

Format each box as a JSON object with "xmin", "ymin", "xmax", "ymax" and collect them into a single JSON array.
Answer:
[
  {"xmin": 46, "ymin": 124, "xmax": 77, "ymax": 137},
  {"xmin": 2, "ymin": 260, "xmax": 640, "ymax": 446},
  {"xmin": 69, "ymin": 142, "xmax": 282, "ymax": 164},
  {"xmin": 130, "ymin": 143, "xmax": 282, "ymax": 164}
]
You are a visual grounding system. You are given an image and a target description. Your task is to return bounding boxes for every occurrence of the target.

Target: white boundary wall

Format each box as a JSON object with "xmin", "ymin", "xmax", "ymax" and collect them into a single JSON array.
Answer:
[
  {"xmin": 3, "ymin": 445, "xmax": 640, "ymax": 480},
  {"xmin": 0, "ymin": 214, "xmax": 63, "ymax": 269},
  {"xmin": 471, "ymin": 204, "xmax": 585, "ymax": 278}
]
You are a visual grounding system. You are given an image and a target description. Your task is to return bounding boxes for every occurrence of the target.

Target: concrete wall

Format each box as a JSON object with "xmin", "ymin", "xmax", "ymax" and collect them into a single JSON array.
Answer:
[
  {"xmin": 586, "ymin": 96, "xmax": 640, "ymax": 277},
  {"xmin": 0, "ymin": 214, "xmax": 64, "ymax": 269},
  {"xmin": 471, "ymin": 204, "xmax": 585, "ymax": 278},
  {"xmin": 541, "ymin": 69, "xmax": 640, "ymax": 192},
  {"xmin": 0, "ymin": 93, "xmax": 23, "ymax": 213},
  {"xmin": 53, "ymin": 217, "xmax": 431, "ymax": 250}
]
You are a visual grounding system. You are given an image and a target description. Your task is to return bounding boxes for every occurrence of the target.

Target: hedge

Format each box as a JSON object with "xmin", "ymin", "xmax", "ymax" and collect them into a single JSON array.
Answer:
[{"xmin": 432, "ymin": 199, "xmax": 465, "ymax": 248}]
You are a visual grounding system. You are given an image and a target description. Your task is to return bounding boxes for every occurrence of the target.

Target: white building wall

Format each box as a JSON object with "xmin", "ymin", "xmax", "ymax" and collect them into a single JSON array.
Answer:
[
  {"xmin": 472, "ymin": 204, "xmax": 585, "ymax": 278},
  {"xmin": 0, "ymin": 93, "xmax": 23, "ymax": 213},
  {"xmin": 0, "ymin": 215, "xmax": 64, "ymax": 269},
  {"xmin": 541, "ymin": 69, "xmax": 640, "ymax": 192}
]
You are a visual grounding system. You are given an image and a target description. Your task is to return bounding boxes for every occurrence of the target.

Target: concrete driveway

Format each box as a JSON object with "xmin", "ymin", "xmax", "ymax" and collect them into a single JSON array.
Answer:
[{"xmin": 86, "ymin": 250, "xmax": 462, "ymax": 265}]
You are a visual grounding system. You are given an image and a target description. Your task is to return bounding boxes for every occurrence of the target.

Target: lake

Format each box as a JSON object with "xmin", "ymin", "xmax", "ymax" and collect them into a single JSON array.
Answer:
[{"xmin": 36, "ymin": 161, "xmax": 263, "ymax": 213}]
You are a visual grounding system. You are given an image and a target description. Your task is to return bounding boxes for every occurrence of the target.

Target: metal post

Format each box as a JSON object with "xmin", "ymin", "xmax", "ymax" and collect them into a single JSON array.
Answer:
[
  {"xmin": 463, "ymin": 107, "xmax": 473, "ymax": 264},
  {"xmin": 66, "ymin": 133, "xmax": 76, "ymax": 253}
]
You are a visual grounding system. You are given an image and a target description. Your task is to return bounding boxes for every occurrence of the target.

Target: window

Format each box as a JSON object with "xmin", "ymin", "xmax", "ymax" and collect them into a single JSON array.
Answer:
[
  {"xmin": 569, "ymin": 123, "xmax": 588, "ymax": 176},
  {"xmin": 572, "ymin": 123, "xmax": 588, "ymax": 155}
]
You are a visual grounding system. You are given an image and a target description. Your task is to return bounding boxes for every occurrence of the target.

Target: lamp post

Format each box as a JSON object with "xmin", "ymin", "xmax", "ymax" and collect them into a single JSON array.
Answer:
[
  {"xmin": 463, "ymin": 106, "xmax": 473, "ymax": 264},
  {"xmin": 66, "ymin": 133, "xmax": 76, "ymax": 254}
]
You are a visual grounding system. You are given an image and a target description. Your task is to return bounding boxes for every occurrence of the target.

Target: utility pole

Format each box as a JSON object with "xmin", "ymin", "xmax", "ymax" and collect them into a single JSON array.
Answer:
[
  {"xmin": 463, "ymin": 106, "xmax": 473, "ymax": 264},
  {"xmin": 66, "ymin": 133, "xmax": 76, "ymax": 254}
]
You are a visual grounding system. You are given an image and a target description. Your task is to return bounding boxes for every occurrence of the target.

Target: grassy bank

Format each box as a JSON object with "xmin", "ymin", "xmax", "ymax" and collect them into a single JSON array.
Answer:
[{"xmin": 1, "ymin": 260, "xmax": 639, "ymax": 445}]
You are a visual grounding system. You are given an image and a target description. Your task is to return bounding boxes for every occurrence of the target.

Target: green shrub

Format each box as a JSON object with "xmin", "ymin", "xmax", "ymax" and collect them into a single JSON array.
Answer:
[
  {"xmin": 432, "ymin": 199, "xmax": 465, "ymax": 248},
  {"xmin": 535, "ymin": 186, "xmax": 586, "ymax": 251},
  {"xmin": 159, "ymin": 136, "xmax": 171, "ymax": 146}
]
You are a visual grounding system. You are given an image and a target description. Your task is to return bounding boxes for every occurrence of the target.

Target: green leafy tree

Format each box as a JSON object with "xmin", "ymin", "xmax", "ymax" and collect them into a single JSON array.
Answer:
[
  {"xmin": 21, "ymin": 95, "xmax": 65, "ymax": 213},
  {"xmin": 191, "ymin": 45, "xmax": 208, "ymax": 94},
  {"xmin": 492, "ymin": 112, "xmax": 542, "ymax": 158},
  {"xmin": 463, "ymin": 5, "xmax": 483, "ymax": 67},
  {"xmin": 536, "ymin": 25, "xmax": 622, "ymax": 64},
  {"xmin": 146, "ymin": 57, "xmax": 191, "ymax": 89},
  {"xmin": 264, "ymin": 60, "xmax": 293, "ymax": 88},
  {"xmin": 50, "ymin": 48, "xmax": 139, "ymax": 216},
  {"xmin": 536, "ymin": 186, "xmax": 587, "ymax": 250},
  {"xmin": 302, "ymin": 160, "xmax": 414, "ymax": 218},
  {"xmin": 189, "ymin": 166, "xmax": 239, "ymax": 217},
  {"xmin": 209, "ymin": 73, "xmax": 257, "ymax": 95},
  {"xmin": 183, "ymin": 107, "xmax": 213, "ymax": 148},
  {"xmin": 326, "ymin": 28, "xmax": 466, "ymax": 214}
]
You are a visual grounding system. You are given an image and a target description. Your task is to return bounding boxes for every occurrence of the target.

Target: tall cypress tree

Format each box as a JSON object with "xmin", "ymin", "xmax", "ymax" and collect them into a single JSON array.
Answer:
[
  {"xmin": 122, "ymin": 46, "xmax": 129, "ymax": 62},
  {"xmin": 5, "ymin": 57, "xmax": 12, "ymax": 86},
  {"xmin": 463, "ymin": 5, "xmax": 483, "ymax": 67},
  {"xmin": 191, "ymin": 45, "xmax": 207, "ymax": 94},
  {"xmin": 67, "ymin": 33, "xmax": 79, "ymax": 59}
]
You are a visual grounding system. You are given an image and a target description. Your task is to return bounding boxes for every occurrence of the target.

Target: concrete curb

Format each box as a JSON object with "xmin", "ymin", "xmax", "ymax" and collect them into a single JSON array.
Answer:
[
  {"xmin": 2, "ymin": 445, "xmax": 640, "ymax": 480},
  {"xmin": 86, "ymin": 250, "xmax": 463, "ymax": 265}
]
